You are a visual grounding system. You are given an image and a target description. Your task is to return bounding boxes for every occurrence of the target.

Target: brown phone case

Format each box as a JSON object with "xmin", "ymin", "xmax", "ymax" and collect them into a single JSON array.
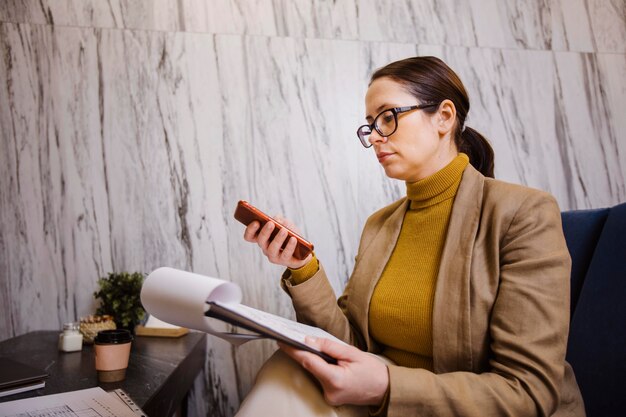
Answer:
[{"xmin": 234, "ymin": 200, "xmax": 314, "ymax": 260}]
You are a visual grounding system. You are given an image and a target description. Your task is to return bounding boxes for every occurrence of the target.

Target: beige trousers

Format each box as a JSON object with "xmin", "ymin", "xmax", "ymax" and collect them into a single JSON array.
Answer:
[{"xmin": 236, "ymin": 350, "xmax": 385, "ymax": 417}]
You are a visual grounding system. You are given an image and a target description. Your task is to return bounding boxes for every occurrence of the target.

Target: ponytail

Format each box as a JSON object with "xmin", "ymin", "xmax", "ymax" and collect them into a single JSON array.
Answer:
[{"xmin": 458, "ymin": 126, "xmax": 495, "ymax": 178}]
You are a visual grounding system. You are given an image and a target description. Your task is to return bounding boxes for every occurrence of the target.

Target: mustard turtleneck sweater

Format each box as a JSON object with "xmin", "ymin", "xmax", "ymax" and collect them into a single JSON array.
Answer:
[
  {"xmin": 289, "ymin": 153, "xmax": 469, "ymax": 370},
  {"xmin": 369, "ymin": 153, "xmax": 469, "ymax": 370}
]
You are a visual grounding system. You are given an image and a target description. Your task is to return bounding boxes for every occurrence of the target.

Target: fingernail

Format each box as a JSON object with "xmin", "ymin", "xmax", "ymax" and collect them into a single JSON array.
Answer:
[{"xmin": 304, "ymin": 336, "xmax": 316, "ymax": 344}]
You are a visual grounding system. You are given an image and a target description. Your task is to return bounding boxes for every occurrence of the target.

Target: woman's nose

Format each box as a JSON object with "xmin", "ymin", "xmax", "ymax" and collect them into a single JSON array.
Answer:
[{"xmin": 368, "ymin": 129, "xmax": 387, "ymax": 146}]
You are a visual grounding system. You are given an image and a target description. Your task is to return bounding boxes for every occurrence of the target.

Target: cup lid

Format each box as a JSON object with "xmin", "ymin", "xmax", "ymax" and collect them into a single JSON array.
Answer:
[{"xmin": 94, "ymin": 329, "xmax": 133, "ymax": 344}]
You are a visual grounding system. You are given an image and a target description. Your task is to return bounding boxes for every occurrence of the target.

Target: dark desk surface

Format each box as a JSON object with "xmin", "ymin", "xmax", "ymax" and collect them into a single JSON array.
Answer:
[{"xmin": 0, "ymin": 331, "xmax": 206, "ymax": 417}]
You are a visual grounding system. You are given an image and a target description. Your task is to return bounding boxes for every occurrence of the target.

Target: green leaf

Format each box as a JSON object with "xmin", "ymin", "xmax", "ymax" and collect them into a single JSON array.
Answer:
[{"xmin": 93, "ymin": 271, "xmax": 146, "ymax": 329}]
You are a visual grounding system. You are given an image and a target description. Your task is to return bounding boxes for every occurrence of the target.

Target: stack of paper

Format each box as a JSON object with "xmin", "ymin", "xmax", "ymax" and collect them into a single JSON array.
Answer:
[{"xmin": 0, "ymin": 387, "xmax": 144, "ymax": 417}]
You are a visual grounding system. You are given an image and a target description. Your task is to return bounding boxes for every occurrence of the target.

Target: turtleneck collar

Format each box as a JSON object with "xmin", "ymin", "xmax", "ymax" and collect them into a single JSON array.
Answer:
[{"xmin": 405, "ymin": 153, "xmax": 469, "ymax": 209}]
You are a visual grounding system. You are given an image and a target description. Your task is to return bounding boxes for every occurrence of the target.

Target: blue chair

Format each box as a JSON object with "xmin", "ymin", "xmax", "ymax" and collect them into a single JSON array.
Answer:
[{"xmin": 561, "ymin": 202, "xmax": 626, "ymax": 417}]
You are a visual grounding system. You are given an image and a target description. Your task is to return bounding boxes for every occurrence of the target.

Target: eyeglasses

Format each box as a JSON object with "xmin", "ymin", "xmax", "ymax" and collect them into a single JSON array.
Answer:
[{"xmin": 356, "ymin": 103, "xmax": 439, "ymax": 148}]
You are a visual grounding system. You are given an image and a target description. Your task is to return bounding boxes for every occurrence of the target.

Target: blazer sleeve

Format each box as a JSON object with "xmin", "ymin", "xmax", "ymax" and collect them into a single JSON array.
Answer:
[
  {"xmin": 281, "ymin": 264, "xmax": 366, "ymax": 348},
  {"xmin": 386, "ymin": 192, "xmax": 572, "ymax": 417}
]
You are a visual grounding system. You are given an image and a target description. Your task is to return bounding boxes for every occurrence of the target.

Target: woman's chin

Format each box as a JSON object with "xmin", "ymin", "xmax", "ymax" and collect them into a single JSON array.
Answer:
[{"xmin": 382, "ymin": 165, "xmax": 406, "ymax": 181}]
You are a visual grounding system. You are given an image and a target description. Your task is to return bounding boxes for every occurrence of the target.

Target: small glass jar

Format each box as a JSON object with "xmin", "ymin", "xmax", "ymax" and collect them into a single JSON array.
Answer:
[{"xmin": 58, "ymin": 322, "xmax": 83, "ymax": 352}]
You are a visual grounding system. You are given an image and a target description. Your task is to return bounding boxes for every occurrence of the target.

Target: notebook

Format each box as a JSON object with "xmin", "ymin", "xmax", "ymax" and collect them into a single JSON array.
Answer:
[{"xmin": 0, "ymin": 357, "xmax": 49, "ymax": 397}]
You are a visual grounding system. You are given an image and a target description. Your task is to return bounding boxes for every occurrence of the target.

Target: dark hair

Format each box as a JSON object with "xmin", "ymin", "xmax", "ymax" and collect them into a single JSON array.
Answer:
[{"xmin": 371, "ymin": 56, "xmax": 495, "ymax": 178}]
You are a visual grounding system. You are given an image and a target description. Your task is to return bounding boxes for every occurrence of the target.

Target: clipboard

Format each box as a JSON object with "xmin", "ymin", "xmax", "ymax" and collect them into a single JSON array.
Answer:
[
  {"xmin": 205, "ymin": 302, "xmax": 338, "ymax": 365},
  {"xmin": 108, "ymin": 389, "xmax": 147, "ymax": 417}
]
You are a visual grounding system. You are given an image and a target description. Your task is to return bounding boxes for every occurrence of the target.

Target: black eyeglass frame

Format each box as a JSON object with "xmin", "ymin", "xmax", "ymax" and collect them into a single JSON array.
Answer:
[{"xmin": 356, "ymin": 103, "xmax": 439, "ymax": 148}]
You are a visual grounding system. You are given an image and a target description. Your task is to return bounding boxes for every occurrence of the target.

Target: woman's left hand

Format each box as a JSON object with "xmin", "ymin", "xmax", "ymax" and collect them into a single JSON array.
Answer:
[{"xmin": 278, "ymin": 336, "xmax": 389, "ymax": 407}]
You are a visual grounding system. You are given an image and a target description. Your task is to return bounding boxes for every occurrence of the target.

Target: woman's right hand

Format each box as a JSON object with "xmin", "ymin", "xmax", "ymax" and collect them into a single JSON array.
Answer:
[{"xmin": 243, "ymin": 216, "xmax": 312, "ymax": 269}]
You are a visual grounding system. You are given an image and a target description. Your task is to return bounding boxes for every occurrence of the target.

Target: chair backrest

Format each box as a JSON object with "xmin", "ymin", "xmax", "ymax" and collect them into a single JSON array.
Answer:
[
  {"xmin": 561, "ymin": 202, "xmax": 626, "ymax": 417},
  {"xmin": 561, "ymin": 207, "xmax": 609, "ymax": 315}
]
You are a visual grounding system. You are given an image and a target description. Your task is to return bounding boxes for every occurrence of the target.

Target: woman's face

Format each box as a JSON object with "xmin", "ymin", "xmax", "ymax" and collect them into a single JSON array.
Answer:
[{"xmin": 364, "ymin": 77, "xmax": 457, "ymax": 182}]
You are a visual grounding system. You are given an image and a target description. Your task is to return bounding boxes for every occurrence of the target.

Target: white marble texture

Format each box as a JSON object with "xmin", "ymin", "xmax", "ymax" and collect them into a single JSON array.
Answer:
[
  {"xmin": 357, "ymin": 0, "xmax": 479, "ymax": 46},
  {"xmin": 552, "ymin": 0, "xmax": 626, "ymax": 53},
  {"xmin": 357, "ymin": 0, "xmax": 554, "ymax": 50},
  {"xmin": 553, "ymin": 51, "xmax": 626, "ymax": 208},
  {"xmin": 1, "ymin": 1, "xmax": 625, "ymax": 416},
  {"xmin": 0, "ymin": 0, "xmax": 359, "ymax": 39},
  {"xmin": 1, "ymin": 0, "xmax": 625, "ymax": 51},
  {"xmin": 357, "ymin": 0, "xmax": 626, "ymax": 52}
]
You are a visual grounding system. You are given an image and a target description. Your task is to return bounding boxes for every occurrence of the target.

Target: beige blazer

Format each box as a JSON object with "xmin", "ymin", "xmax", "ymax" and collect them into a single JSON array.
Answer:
[{"xmin": 282, "ymin": 164, "xmax": 585, "ymax": 417}]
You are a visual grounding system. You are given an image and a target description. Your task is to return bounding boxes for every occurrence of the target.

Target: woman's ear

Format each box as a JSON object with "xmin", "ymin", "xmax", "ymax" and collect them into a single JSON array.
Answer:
[{"xmin": 436, "ymin": 99, "xmax": 456, "ymax": 137}]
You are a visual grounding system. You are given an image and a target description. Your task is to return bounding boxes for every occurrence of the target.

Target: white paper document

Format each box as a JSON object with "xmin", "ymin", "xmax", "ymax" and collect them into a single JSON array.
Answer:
[
  {"xmin": 0, "ymin": 387, "xmax": 138, "ymax": 417},
  {"xmin": 141, "ymin": 267, "xmax": 345, "ymax": 362}
]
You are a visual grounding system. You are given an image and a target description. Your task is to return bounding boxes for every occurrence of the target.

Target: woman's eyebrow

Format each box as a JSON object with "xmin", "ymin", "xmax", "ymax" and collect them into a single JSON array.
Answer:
[{"xmin": 366, "ymin": 103, "xmax": 392, "ymax": 121}]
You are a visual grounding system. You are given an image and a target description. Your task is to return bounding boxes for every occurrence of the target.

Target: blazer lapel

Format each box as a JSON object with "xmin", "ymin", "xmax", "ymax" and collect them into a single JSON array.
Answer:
[
  {"xmin": 350, "ymin": 198, "xmax": 409, "ymax": 352},
  {"xmin": 432, "ymin": 165, "xmax": 484, "ymax": 373}
]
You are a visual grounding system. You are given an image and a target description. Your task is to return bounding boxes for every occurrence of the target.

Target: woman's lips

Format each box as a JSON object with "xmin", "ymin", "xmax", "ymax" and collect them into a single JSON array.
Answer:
[{"xmin": 377, "ymin": 152, "xmax": 395, "ymax": 163}]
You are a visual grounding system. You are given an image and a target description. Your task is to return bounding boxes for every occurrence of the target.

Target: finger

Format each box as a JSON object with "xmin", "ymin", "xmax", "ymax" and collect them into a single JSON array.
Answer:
[
  {"xmin": 267, "ymin": 226, "xmax": 289, "ymax": 258},
  {"xmin": 243, "ymin": 221, "xmax": 261, "ymax": 242},
  {"xmin": 278, "ymin": 341, "xmax": 312, "ymax": 366},
  {"xmin": 305, "ymin": 336, "xmax": 358, "ymax": 362},
  {"xmin": 256, "ymin": 221, "xmax": 275, "ymax": 251},
  {"xmin": 278, "ymin": 342, "xmax": 333, "ymax": 376},
  {"xmin": 279, "ymin": 237, "xmax": 298, "ymax": 262}
]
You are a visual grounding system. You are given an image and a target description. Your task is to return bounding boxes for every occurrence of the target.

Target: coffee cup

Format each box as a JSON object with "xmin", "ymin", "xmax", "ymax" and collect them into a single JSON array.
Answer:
[{"xmin": 94, "ymin": 329, "xmax": 133, "ymax": 382}]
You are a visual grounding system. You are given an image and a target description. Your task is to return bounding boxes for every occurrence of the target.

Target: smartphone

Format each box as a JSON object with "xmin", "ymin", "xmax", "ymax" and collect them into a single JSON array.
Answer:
[{"xmin": 234, "ymin": 200, "xmax": 314, "ymax": 261}]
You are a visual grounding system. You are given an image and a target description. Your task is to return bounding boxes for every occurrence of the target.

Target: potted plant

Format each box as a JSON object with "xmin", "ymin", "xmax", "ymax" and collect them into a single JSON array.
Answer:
[{"xmin": 94, "ymin": 272, "xmax": 146, "ymax": 332}]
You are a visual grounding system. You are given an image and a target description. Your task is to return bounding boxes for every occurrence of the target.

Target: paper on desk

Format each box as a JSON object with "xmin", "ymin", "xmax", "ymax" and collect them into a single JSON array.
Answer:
[
  {"xmin": 0, "ymin": 387, "xmax": 137, "ymax": 417},
  {"xmin": 144, "ymin": 314, "xmax": 180, "ymax": 329},
  {"xmin": 141, "ymin": 267, "xmax": 263, "ymax": 345}
]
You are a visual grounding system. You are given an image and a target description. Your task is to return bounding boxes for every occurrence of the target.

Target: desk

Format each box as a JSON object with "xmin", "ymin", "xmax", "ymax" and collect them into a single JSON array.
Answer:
[{"xmin": 0, "ymin": 331, "xmax": 207, "ymax": 417}]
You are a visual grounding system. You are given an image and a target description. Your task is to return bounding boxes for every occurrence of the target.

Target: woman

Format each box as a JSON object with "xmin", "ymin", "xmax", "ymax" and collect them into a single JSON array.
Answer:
[{"xmin": 237, "ymin": 57, "xmax": 585, "ymax": 417}]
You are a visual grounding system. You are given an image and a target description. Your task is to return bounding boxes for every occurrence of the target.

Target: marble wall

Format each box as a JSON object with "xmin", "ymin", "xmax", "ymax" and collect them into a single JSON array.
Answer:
[{"xmin": 1, "ymin": 1, "xmax": 624, "ymax": 415}]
